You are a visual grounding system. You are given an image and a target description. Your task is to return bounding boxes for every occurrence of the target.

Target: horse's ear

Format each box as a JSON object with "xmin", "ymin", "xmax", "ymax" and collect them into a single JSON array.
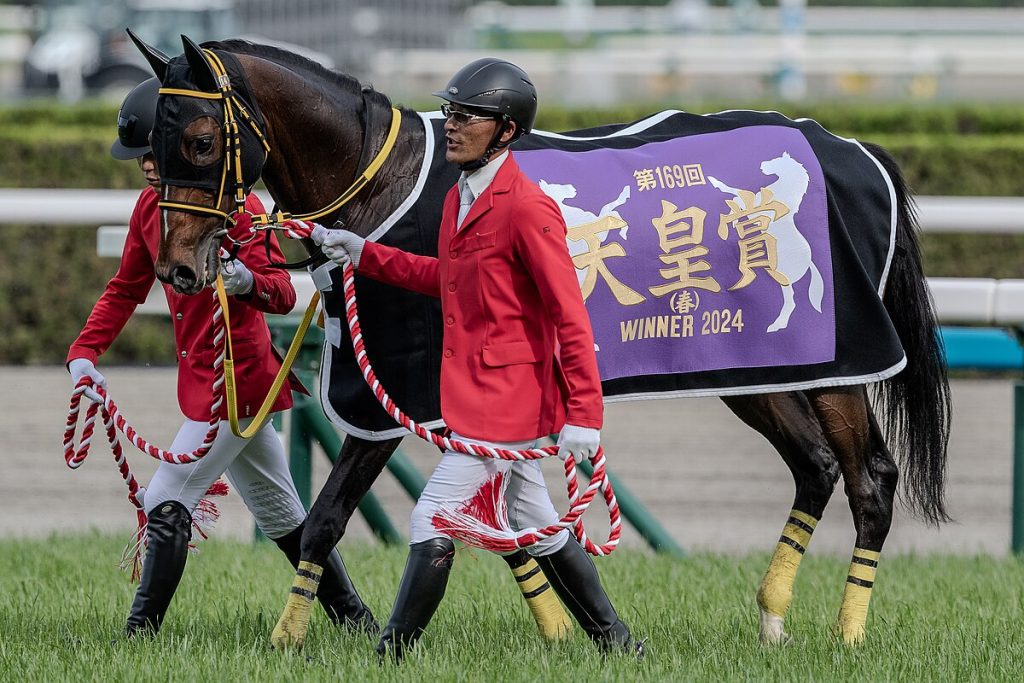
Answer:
[
  {"xmin": 127, "ymin": 28, "xmax": 169, "ymax": 81},
  {"xmin": 181, "ymin": 34, "xmax": 218, "ymax": 92}
]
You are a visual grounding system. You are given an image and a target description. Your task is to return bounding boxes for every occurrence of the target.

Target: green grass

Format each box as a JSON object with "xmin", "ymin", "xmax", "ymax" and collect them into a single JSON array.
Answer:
[{"xmin": 1, "ymin": 535, "xmax": 1022, "ymax": 681}]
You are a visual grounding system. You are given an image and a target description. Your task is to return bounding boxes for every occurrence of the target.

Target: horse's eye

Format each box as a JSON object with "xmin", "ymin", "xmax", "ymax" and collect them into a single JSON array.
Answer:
[{"xmin": 194, "ymin": 136, "xmax": 214, "ymax": 155}]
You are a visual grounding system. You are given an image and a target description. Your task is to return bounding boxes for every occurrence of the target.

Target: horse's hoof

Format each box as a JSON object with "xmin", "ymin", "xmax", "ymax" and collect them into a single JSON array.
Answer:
[
  {"xmin": 270, "ymin": 627, "xmax": 305, "ymax": 650},
  {"xmin": 758, "ymin": 610, "xmax": 791, "ymax": 646},
  {"xmin": 271, "ymin": 616, "xmax": 308, "ymax": 650},
  {"xmin": 835, "ymin": 621, "xmax": 866, "ymax": 646}
]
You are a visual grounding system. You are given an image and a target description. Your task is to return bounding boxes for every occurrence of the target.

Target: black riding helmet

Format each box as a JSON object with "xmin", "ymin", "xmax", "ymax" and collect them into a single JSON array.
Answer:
[
  {"xmin": 110, "ymin": 77, "xmax": 160, "ymax": 160},
  {"xmin": 434, "ymin": 58, "xmax": 537, "ymax": 170}
]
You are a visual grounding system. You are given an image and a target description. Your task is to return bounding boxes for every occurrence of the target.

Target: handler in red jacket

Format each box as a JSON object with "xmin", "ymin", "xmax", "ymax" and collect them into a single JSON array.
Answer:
[
  {"xmin": 315, "ymin": 59, "xmax": 637, "ymax": 660},
  {"xmin": 67, "ymin": 78, "xmax": 375, "ymax": 638}
]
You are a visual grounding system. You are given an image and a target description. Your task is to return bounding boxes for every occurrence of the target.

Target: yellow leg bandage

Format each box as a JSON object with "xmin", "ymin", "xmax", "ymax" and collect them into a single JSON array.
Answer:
[
  {"xmin": 758, "ymin": 509, "xmax": 818, "ymax": 619},
  {"xmin": 509, "ymin": 556, "xmax": 573, "ymax": 641},
  {"xmin": 270, "ymin": 561, "xmax": 322, "ymax": 650},
  {"xmin": 836, "ymin": 548, "xmax": 879, "ymax": 645}
]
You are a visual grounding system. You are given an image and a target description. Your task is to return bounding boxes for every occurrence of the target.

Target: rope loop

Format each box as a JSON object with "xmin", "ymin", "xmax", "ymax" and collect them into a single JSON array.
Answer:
[{"xmin": 280, "ymin": 220, "xmax": 620, "ymax": 556}]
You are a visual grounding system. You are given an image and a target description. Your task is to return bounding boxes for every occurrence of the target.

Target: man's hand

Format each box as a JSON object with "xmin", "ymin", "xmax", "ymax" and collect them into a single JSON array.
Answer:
[
  {"xmin": 314, "ymin": 227, "xmax": 365, "ymax": 269},
  {"xmin": 556, "ymin": 424, "xmax": 601, "ymax": 465},
  {"xmin": 221, "ymin": 258, "xmax": 254, "ymax": 296},
  {"xmin": 68, "ymin": 358, "xmax": 106, "ymax": 403}
]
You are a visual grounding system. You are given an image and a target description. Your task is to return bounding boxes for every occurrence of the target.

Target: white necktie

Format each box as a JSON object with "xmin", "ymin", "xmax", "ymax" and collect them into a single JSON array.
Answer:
[{"xmin": 457, "ymin": 181, "xmax": 475, "ymax": 229}]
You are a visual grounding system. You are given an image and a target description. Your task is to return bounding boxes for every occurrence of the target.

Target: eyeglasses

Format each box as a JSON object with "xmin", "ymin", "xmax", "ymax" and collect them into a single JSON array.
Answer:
[{"xmin": 441, "ymin": 104, "xmax": 495, "ymax": 126}]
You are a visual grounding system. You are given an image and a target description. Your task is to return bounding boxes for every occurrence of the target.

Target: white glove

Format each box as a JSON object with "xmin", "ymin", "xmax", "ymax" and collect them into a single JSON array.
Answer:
[
  {"xmin": 307, "ymin": 222, "xmax": 330, "ymax": 245},
  {"xmin": 68, "ymin": 358, "xmax": 106, "ymax": 403},
  {"xmin": 556, "ymin": 424, "xmax": 601, "ymax": 465},
  {"xmin": 318, "ymin": 228, "xmax": 365, "ymax": 269},
  {"xmin": 220, "ymin": 258, "xmax": 254, "ymax": 296}
]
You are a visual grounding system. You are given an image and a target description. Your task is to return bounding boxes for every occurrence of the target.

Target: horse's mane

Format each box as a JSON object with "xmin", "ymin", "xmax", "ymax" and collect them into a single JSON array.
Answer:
[{"xmin": 203, "ymin": 39, "xmax": 396, "ymax": 112}]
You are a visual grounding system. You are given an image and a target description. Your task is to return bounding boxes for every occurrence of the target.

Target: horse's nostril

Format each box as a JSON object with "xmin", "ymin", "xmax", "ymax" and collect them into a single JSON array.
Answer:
[{"xmin": 170, "ymin": 265, "xmax": 198, "ymax": 290}]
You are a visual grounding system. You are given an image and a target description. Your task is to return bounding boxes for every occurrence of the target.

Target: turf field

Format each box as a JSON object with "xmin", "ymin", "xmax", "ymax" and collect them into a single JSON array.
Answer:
[{"xmin": 1, "ymin": 535, "xmax": 1021, "ymax": 682}]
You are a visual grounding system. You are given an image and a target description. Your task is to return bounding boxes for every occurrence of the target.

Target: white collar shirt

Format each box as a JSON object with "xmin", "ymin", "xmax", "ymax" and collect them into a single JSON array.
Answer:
[{"xmin": 456, "ymin": 150, "xmax": 509, "ymax": 231}]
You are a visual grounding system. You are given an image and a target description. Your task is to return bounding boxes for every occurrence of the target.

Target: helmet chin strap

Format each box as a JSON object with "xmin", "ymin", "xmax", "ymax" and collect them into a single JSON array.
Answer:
[{"xmin": 458, "ymin": 117, "xmax": 512, "ymax": 172}]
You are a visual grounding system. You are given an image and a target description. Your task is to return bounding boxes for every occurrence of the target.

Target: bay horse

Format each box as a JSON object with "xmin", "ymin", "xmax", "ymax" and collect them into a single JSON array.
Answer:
[{"xmin": 130, "ymin": 33, "xmax": 950, "ymax": 650}]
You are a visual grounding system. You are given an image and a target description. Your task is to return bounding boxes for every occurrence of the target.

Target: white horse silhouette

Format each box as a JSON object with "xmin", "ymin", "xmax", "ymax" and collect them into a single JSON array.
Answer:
[
  {"xmin": 708, "ymin": 152, "xmax": 823, "ymax": 333},
  {"xmin": 539, "ymin": 180, "xmax": 632, "ymax": 352},
  {"xmin": 538, "ymin": 179, "xmax": 631, "ymax": 290}
]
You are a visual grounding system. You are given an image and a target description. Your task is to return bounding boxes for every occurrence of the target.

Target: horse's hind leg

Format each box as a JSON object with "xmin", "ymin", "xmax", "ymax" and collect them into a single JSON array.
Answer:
[
  {"xmin": 722, "ymin": 392, "xmax": 840, "ymax": 644},
  {"xmin": 272, "ymin": 434, "xmax": 400, "ymax": 649},
  {"xmin": 808, "ymin": 386, "xmax": 897, "ymax": 645}
]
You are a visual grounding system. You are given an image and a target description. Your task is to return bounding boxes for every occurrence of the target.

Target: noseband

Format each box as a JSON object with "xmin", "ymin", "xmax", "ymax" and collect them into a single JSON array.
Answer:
[{"xmin": 157, "ymin": 47, "xmax": 402, "ymax": 257}]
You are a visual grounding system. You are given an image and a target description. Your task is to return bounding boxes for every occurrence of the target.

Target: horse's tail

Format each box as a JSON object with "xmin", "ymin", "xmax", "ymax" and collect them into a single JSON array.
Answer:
[{"xmin": 865, "ymin": 141, "xmax": 952, "ymax": 525}]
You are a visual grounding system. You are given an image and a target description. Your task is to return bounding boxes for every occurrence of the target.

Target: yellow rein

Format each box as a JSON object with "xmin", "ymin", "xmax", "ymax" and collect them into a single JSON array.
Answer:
[
  {"xmin": 216, "ymin": 276, "xmax": 321, "ymax": 438},
  {"xmin": 160, "ymin": 47, "xmax": 401, "ymax": 437}
]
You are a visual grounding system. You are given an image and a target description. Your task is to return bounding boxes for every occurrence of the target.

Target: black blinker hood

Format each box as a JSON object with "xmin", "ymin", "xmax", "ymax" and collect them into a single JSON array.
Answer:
[{"xmin": 153, "ymin": 50, "xmax": 268, "ymax": 194}]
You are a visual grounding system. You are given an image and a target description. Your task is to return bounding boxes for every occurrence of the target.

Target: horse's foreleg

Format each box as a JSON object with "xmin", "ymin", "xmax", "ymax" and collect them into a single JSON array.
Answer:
[
  {"xmin": 271, "ymin": 435, "xmax": 400, "ymax": 650},
  {"xmin": 809, "ymin": 387, "xmax": 897, "ymax": 645},
  {"xmin": 300, "ymin": 435, "xmax": 402, "ymax": 563},
  {"xmin": 723, "ymin": 392, "xmax": 840, "ymax": 645}
]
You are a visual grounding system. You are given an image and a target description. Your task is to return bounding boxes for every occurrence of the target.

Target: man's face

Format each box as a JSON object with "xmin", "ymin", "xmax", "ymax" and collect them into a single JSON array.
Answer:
[
  {"xmin": 442, "ymin": 104, "xmax": 501, "ymax": 165},
  {"xmin": 137, "ymin": 152, "xmax": 160, "ymax": 190}
]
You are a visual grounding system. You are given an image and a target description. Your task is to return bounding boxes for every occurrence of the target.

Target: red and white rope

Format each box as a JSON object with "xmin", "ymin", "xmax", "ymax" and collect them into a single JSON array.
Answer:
[
  {"xmin": 277, "ymin": 219, "xmax": 621, "ymax": 556},
  {"xmin": 62, "ymin": 288, "xmax": 231, "ymax": 575},
  {"xmin": 63, "ymin": 288, "xmax": 225, "ymax": 469}
]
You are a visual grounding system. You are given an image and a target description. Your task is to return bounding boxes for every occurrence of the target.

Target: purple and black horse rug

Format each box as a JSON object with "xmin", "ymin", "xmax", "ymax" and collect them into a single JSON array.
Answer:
[{"xmin": 311, "ymin": 110, "xmax": 903, "ymax": 440}]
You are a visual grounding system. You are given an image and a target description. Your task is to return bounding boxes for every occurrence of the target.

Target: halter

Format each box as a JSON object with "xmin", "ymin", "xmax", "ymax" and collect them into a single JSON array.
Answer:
[
  {"xmin": 157, "ymin": 47, "xmax": 403, "ymax": 247},
  {"xmin": 157, "ymin": 49, "xmax": 270, "ymax": 234}
]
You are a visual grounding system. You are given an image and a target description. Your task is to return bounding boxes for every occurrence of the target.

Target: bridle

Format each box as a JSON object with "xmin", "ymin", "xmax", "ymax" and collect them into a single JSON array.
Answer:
[
  {"xmin": 156, "ymin": 47, "xmax": 402, "ymax": 262},
  {"xmin": 150, "ymin": 46, "xmax": 403, "ymax": 439}
]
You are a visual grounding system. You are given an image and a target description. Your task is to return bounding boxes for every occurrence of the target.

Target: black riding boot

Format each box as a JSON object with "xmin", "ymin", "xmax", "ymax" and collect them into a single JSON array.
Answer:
[
  {"xmin": 535, "ymin": 539, "xmax": 640, "ymax": 655},
  {"xmin": 272, "ymin": 523, "xmax": 378, "ymax": 634},
  {"xmin": 376, "ymin": 538, "xmax": 455, "ymax": 662},
  {"xmin": 125, "ymin": 500, "xmax": 192, "ymax": 636}
]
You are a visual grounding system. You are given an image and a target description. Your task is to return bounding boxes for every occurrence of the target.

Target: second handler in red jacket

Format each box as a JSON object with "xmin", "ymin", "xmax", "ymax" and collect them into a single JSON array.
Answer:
[
  {"xmin": 67, "ymin": 78, "xmax": 376, "ymax": 638},
  {"xmin": 314, "ymin": 59, "xmax": 638, "ymax": 660}
]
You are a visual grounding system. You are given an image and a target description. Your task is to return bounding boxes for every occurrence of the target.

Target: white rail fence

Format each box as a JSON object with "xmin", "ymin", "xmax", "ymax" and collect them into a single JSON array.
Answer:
[{"xmin": 2, "ymin": 189, "xmax": 1023, "ymax": 325}]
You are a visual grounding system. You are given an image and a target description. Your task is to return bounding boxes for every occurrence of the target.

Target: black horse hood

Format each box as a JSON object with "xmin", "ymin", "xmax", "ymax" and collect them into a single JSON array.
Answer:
[{"xmin": 153, "ymin": 50, "xmax": 267, "ymax": 194}]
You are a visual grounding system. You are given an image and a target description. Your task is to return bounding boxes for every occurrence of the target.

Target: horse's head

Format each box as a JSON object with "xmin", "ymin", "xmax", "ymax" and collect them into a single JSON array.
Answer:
[
  {"xmin": 760, "ymin": 151, "xmax": 799, "ymax": 178},
  {"xmin": 130, "ymin": 31, "xmax": 269, "ymax": 294}
]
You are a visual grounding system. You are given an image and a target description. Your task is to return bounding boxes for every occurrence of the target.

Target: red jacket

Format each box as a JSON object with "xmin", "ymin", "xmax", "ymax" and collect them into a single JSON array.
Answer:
[
  {"xmin": 68, "ymin": 188, "xmax": 296, "ymax": 421},
  {"xmin": 359, "ymin": 153, "xmax": 603, "ymax": 441}
]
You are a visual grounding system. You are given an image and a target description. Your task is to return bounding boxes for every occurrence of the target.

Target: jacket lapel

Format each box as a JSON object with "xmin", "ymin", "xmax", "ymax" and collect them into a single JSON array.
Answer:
[
  {"xmin": 452, "ymin": 154, "xmax": 519, "ymax": 240},
  {"xmin": 441, "ymin": 185, "xmax": 460, "ymax": 241}
]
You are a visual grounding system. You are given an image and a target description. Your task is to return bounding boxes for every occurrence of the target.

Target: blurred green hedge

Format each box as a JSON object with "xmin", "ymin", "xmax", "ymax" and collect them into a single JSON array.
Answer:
[{"xmin": 3, "ymin": 101, "xmax": 1023, "ymax": 364}]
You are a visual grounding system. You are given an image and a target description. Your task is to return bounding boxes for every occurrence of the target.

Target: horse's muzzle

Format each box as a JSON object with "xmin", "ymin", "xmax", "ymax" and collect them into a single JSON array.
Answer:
[{"xmin": 167, "ymin": 265, "xmax": 202, "ymax": 295}]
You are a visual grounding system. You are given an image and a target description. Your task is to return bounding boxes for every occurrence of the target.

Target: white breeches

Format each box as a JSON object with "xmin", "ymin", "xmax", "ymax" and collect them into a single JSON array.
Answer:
[
  {"xmin": 410, "ymin": 432, "xmax": 569, "ymax": 556},
  {"xmin": 143, "ymin": 418, "xmax": 307, "ymax": 539}
]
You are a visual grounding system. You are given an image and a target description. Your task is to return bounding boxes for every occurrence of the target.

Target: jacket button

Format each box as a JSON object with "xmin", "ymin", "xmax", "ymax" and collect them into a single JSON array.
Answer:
[
  {"xmin": 180, "ymin": 350, "xmax": 188, "ymax": 358},
  {"xmin": 445, "ymin": 315, "xmax": 455, "ymax": 326},
  {"xmin": 443, "ymin": 349, "xmax": 453, "ymax": 358},
  {"xmin": 447, "ymin": 282, "xmax": 456, "ymax": 292},
  {"xmin": 449, "ymin": 250, "xmax": 458, "ymax": 259},
  {"xmin": 175, "ymin": 313, "xmax": 183, "ymax": 320}
]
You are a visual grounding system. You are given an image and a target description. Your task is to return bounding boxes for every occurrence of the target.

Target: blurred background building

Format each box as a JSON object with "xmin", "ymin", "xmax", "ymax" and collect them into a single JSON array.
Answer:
[{"xmin": 2, "ymin": 0, "xmax": 1024, "ymax": 105}]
